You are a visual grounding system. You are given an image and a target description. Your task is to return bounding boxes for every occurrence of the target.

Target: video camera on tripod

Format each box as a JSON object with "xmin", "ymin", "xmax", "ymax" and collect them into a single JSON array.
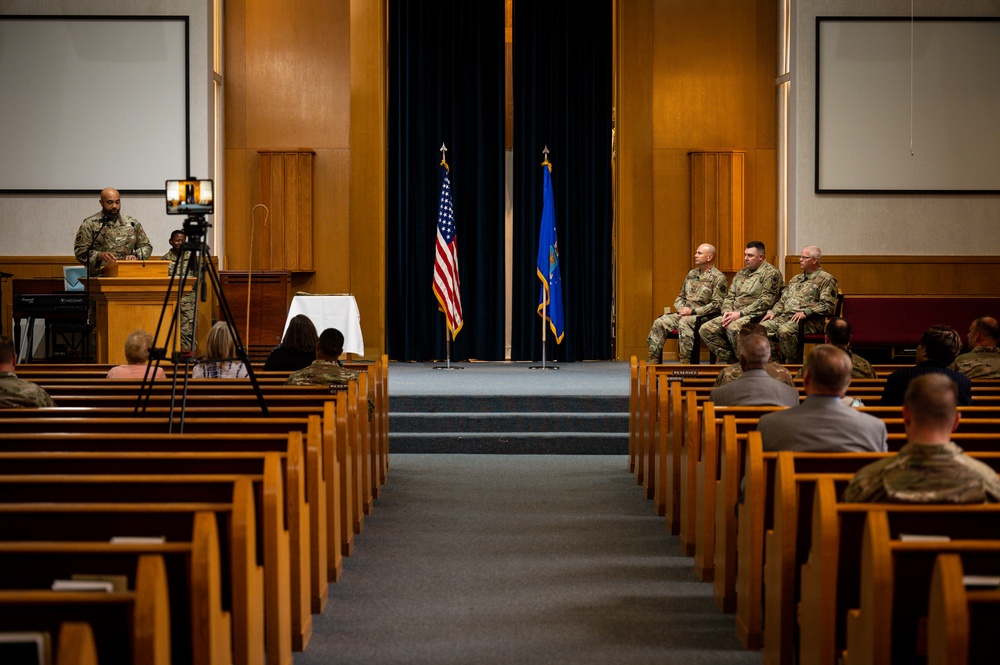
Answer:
[{"xmin": 136, "ymin": 178, "xmax": 269, "ymax": 428}]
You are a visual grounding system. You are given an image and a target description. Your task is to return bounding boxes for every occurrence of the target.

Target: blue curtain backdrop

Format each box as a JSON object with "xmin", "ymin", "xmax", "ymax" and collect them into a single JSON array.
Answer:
[
  {"xmin": 387, "ymin": 0, "xmax": 506, "ymax": 361},
  {"xmin": 511, "ymin": 0, "xmax": 614, "ymax": 361}
]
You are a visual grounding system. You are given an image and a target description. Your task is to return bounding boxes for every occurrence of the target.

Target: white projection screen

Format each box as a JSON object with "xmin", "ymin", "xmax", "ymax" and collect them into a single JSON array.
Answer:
[
  {"xmin": 0, "ymin": 16, "xmax": 189, "ymax": 193},
  {"xmin": 815, "ymin": 18, "xmax": 1000, "ymax": 193}
]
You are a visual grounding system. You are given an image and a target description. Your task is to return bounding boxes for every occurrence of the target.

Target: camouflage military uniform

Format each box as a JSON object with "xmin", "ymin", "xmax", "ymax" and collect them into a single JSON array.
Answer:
[
  {"xmin": 794, "ymin": 350, "xmax": 875, "ymax": 380},
  {"xmin": 950, "ymin": 346, "xmax": 1000, "ymax": 379},
  {"xmin": 759, "ymin": 268, "xmax": 839, "ymax": 363},
  {"xmin": 713, "ymin": 361, "xmax": 794, "ymax": 387},
  {"xmin": 843, "ymin": 441, "xmax": 1000, "ymax": 503},
  {"xmin": 286, "ymin": 359, "xmax": 358, "ymax": 386},
  {"xmin": 74, "ymin": 213, "xmax": 153, "ymax": 276},
  {"xmin": 646, "ymin": 266, "xmax": 727, "ymax": 364},
  {"xmin": 0, "ymin": 371, "xmax": 56, "ymax": 408},
  {"xmin": 698, "ymin": 261, "xmax": 782, "ymax": 363},
  {"xmin": 161, "ymin": 249, "xmax": 197, "ymax": 351}
]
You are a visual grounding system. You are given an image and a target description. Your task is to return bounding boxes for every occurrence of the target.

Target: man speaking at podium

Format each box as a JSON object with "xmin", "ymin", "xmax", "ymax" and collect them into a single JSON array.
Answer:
[{"xmin": 74, "ymin": 187, "xmax": 153, "ymax": 276}]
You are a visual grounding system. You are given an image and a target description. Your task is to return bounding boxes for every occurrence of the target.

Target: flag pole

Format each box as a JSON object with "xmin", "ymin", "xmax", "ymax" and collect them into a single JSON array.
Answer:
[
  {"xmin": 433, "ymin": 142, "xmax": 463, "ymax": 371},
  {"xmin": 530, "ymin": 146, "xmax": 558, "ymax": 370}
]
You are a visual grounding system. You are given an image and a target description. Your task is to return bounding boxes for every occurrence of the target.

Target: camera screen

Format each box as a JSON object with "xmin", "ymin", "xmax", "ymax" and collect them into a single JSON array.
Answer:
[{"xmin": 166, "ymin": 179, "xmax": 214, "ymax": 215}]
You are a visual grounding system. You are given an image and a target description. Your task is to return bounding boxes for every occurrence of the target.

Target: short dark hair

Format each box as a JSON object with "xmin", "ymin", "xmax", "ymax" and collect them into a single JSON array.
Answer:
[
  {"xmin": 904, "ymin": 373, "xmax": 958, "ymax": 429},
  {"xmin": 825, "ymin": 317, "xmax": 852, "ymax": 346},
  {"xmin": 0, "ymin": 336, "xmax": 14, "ymax": 365},
  {"xmin": 919, "ymin": 325, "xmax": 962, "ymax": 366},
  {"xmin": 170, "ymin": 229, "xmax": 185, "ymax": 240},
  {"xmin": 318, "ymin": 328, "xmax": 345, "ymax": 357},
  {"xmin": 804, "ymin": 344, "xmax": 852, "ymax": 394},
  {"xmin": 281, "ymin": 314, "xmax": 319, "ymax": 353},
  {"xmin": 745, "ymin": 241, "xmax": 765, "ymax": 254}
]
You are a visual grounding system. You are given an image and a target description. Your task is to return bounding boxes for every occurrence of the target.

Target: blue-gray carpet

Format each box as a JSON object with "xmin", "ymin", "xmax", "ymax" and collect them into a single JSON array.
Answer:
[
  {"xmin": 294, "ymin": 454, "xmax": 762, "ymax": 665},
  {"xmin": 389, "ymin": 362, "xmax": 629, "ymax": 454}
]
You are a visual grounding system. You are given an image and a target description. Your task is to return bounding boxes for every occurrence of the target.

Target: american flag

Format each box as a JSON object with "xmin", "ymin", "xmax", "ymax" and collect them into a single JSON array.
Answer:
[{"xmin": 432, "ymin": 163, "xmax": 463, "ymax": 336}]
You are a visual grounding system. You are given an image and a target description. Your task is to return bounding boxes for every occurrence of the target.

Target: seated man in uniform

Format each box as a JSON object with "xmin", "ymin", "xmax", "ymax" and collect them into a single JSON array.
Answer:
[
  {"xmin": 795, "ymin": 316, "xmax": 876, "ymax": 380},
  {"xmin": 645, "ymin": 243, "xmax": 727, "ymax": 364},
  {"xmin": 709, "ymin": 332, "xmax": 799, "ymax": 407},
  {"xmin": 950, "ymin": 316, "xmax": 1000, "ymax": 379},
  {"xmin": 699, "ymin": 241, "xmax": 782, "ymax": 364},
  {"xmin": 714, "ymin": 323, "xmax": 794, "ymax": 387},
  {"xmin": 759, "ymin": 245, "xmax": 838, "ymax": 363},
  {"xmin": 844, "ymin": 373, "xmax": 1000, "ymax": 503},
  {"xmin": 757, "ymin": 344, "xmax": 887, "ymax": 453},
  {"xmin": 286, "ymin": 328, "xmax": 358, "ymax": 386},
  {"xmin": 0, "ymin": 336, "xmax": 56, "ymax": 408}
]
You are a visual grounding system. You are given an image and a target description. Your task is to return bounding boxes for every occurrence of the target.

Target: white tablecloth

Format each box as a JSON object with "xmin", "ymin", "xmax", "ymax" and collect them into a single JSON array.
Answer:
[{"xmin": 284, "ymin": 294, "xmax": 365, "ymax": 356}]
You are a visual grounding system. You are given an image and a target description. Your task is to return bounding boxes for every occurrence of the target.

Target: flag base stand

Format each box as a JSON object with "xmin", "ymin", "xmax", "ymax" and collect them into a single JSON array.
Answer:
[
  {"xmin": 432, "ymin": 365, "xmax": 464, "ymax": 370},
  {"xmin": 527, "ymin": 365, "xmax": 559, "ymax": 370}
]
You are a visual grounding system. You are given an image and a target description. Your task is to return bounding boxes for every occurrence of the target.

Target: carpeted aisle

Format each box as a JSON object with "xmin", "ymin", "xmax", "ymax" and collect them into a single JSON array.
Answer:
[{"xmin": 294, "ymin": 454, "xmax": 763, "ymax": 665}]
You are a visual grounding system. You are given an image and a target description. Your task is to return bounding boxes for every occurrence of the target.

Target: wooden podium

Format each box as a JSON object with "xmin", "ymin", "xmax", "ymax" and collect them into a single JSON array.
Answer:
[{"xmin": 92, "ymin": 261, "xmax": 195, "ymax": 364}]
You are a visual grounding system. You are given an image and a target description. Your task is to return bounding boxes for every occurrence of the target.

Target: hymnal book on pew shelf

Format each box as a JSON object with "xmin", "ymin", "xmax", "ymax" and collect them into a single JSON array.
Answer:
[
  {"xmin": 51, "ymin": 579, "xmax": 114, "ymax": 592},
  {"xmin": 109, "ymin": 535, "xmax": 166, "ymax": 544},
  {"xmin": 898, "ymin": 533, "xmax": 950, "ymax": 542},
  {"xmin": 963, "ymin": 575, "xmax": 1000, "ymax": 589}
]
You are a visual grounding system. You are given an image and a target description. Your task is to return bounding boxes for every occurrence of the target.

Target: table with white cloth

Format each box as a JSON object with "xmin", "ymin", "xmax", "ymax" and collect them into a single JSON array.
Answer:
[{"xmin": 283, "ymin": 294, "xmax": 365, "ymax": 356}]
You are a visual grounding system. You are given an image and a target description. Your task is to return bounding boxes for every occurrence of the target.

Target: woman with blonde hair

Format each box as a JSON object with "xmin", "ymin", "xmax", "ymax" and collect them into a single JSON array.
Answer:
[
  {"xmin": 192, "ymin": 321, "xmax": 248, "ymax": 378},
  {"xmin": 106, "ymin": 329, "xmax": 167, "ymax": 379}
]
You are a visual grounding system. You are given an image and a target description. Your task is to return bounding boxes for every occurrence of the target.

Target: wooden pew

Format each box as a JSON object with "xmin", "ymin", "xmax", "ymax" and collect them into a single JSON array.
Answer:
[
  {"xmin": 744, "ymin": 442, "xmax": 1000, "ymax": 661},
  {"xmin": 55, "ymin": 622, "xmax": 100, "ymax": 665},
  {"xmin": 843, "ymin": 512, "xmax": 1000, "ymax": 665},
  {"xmin": 0, "ymin": 447, "xmax": 312, "ymax": 654},
  {"xmin": 0, "ymin": 471, "xmax": 294, "ymax": 665},
  {"xmin": 0, "ymin": 511, "xmax": 229, "ymax": 665},
  {"xmin": 797, "ymin": 479, "xmax": 1000, "ymax": 665},
  {"xmin": 0, "ymin": 554, "xmax": 169, "ymax": 665},
  {"xmin": 0, "ymin": 481, "xmax": 264, "ymax": 665},
  {"xmin": 927, "ymin": 553, "xmax": 1000, "ymax": 665}
]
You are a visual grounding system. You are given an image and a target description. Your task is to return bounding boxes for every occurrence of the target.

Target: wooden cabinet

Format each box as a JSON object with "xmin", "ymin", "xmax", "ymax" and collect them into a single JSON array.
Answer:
[{"xmin": 218, "ymin": 270, "xmax": 291, "ymax": 363}]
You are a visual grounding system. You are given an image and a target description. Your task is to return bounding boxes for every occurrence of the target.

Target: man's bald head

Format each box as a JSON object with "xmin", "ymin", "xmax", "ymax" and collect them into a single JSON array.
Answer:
[
  {"xmin": 737, "ymin": 334, "xmax": 771, "ymax": 370},
  {"xmin": 803, "ymin": 344, "xmax": 852, "ymax": 396},
  {"xmin": 99, "ymin": 188, "xmax": 121, "ymax": 217}
]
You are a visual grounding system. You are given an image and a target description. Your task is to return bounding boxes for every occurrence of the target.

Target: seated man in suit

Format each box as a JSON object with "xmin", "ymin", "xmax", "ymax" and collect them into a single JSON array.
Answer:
[
  {"xmin": 758, "ymin": 344, "xmax": 887, "ymax": 452},
  {"xmin": 950, "ymin": 316, "xmax": 1000, "ymax": 379},
  {"xmin": 844, "ymin": 373, "xmax": 1000, "ymax": 503},
  {"xmin": 709, "ymin": 332, "xmax": 799, "ymax": 407},
  {"xmin": 880, "ymin": 325, "xmax": 972, "ymax": 406},
  {"xmin": 714, "ymin": 323, "xmax": 794, "ymax": 387}
]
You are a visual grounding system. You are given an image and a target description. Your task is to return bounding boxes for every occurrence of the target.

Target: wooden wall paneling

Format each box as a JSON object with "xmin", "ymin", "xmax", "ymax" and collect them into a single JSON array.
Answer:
[
  {"xmin": 257, "ymin": 150, "xmax": 315, "ymax": 273},
  {"xmin": 223, "ymin": 149, "xmax": 257, "ymax": 272},
  {"xmin": 690, "ymin": 151, "xmax": 745, "ymax": 273},
  {"xmin": 615, "ymin": 0, "xmax": 655, "ymax": 361},
  {"xmin": 783, "ymin": 256, "xmax": 1000, "ymax": 297},
  {"xmin": 349, "ymin": 0, "xmax": 387, "ymax": 359}
]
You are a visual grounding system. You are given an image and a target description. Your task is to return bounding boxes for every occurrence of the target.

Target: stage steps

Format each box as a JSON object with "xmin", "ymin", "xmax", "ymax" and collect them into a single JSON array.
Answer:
[{"xmin": 389, "ymin": 393, "xmax": 628, "ymax": 454}]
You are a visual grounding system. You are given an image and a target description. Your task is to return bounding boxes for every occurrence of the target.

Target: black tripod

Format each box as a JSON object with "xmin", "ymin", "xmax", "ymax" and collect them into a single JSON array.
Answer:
[{"xmin": 137, "ymin": 215, "xmax": 268, "ymax": 430}]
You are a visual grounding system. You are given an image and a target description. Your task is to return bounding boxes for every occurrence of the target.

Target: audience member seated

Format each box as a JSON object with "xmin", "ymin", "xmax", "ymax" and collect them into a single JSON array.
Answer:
[
  {"xmin": 192, "ymin": 321, "xmax": 249, "ymax": 379},
  {"xmin": 844, "ymin": 374, "xmax": 1000, "ymax": 503},
  {"xmin": 795, "ymin": 316, "xmax": 876, "ymax": 380},
  {"xmin": 950, "ymin": 316, "xmax": 1000, "ymax": 379},
  {"xmin": 714, "ymin": 323, "xmax": 794, "ymax": 387},
  {"xmin": 709, "ymin": 333, "xmax": 799, "ymax": 407},
  {"xmin": 880, "ymin": 325, "xmax": 972, "ymax": 406},
  {"xmin": 105, "ymin": 329, "xmax": 167, "ymax": 380},
  {"xmin": 758, "ymin": 344, "xmax": 887, "ymax": 452},
  {"xmin": 0, "ymin": 335, "xmax": 56, "ymax": 408},
  {"xmin": 263, "ymin": 314, "xmax": 318, "ymax": 372},
  {"xmin": 286, "ymin": 328, "xmax": 357, "ymax": 386}
]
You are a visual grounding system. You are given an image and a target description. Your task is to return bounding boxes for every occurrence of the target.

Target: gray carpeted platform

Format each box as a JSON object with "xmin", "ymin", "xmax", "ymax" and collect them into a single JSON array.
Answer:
[
  {"xmin": 389, "ymin": 361, "xmax": 629, "ymax": 454},
  {"xmin": 294, "ymin": 455, "xmax": 762, "ymax": 665}
]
